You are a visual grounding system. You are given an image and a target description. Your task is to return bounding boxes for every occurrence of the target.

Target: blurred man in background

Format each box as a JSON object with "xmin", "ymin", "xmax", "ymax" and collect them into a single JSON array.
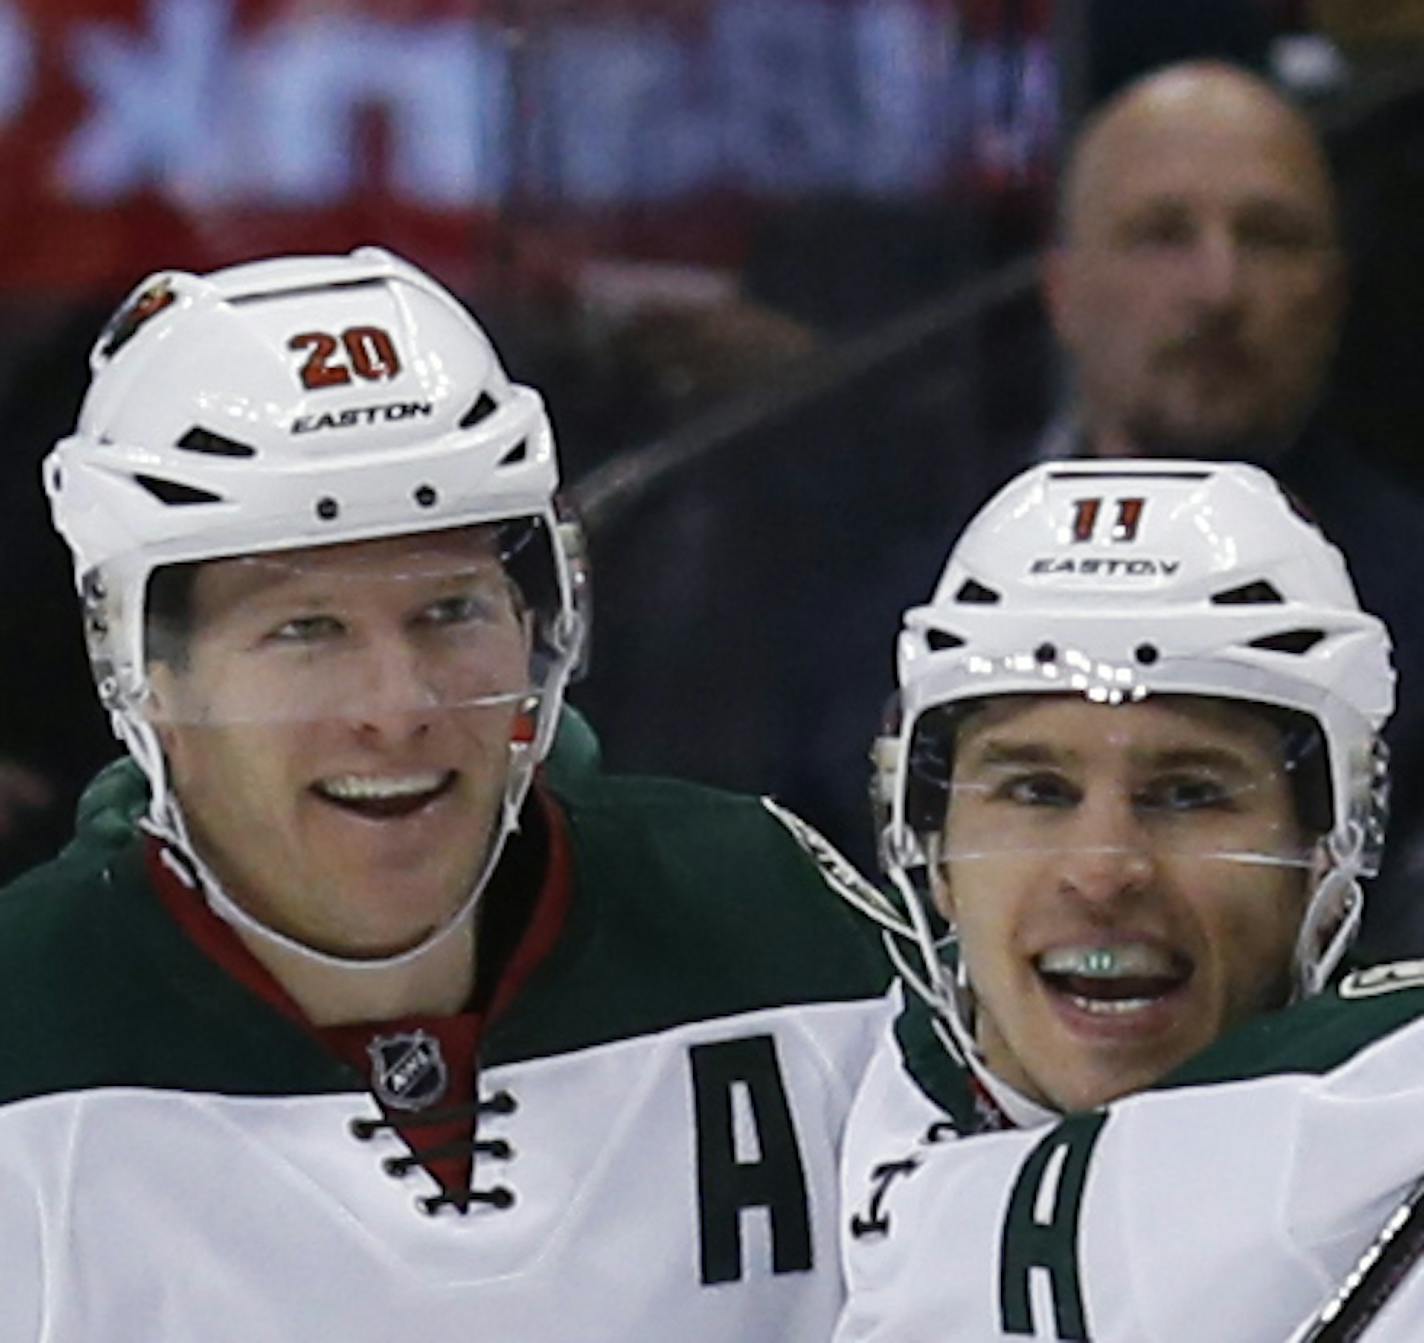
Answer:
[{"xmin": 1044, "ymin": 61, "xmax": 1342, "ymax": 460}]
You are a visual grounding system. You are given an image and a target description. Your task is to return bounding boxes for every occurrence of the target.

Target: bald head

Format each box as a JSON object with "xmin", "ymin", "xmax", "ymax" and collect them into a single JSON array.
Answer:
[
  {"xmin": 1062, "ymin": 62, "xmax": 1336, "ymax": 244},
  {"xmin": 1047, "ymin": 62, "xmax": 1344, "ymax": 459}
]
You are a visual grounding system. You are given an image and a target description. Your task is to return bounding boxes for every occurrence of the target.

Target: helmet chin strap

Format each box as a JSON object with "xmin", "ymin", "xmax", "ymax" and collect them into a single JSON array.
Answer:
[
  {"xmin": 910, "ymin": 846, "xmax": 1059, "ymax": 1125},
  {"xmin": 123, "ymin": 706, "xmax": 546, "ymax": 974}
]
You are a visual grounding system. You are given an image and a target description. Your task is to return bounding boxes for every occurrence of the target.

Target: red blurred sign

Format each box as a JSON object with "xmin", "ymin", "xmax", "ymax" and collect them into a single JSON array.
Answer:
[{"xmin": 0, "ymin": 0, "xmax": 1057, "ymax": 295}]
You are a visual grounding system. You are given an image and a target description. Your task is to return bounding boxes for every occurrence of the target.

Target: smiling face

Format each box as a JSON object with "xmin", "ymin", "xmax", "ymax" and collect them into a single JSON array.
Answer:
[
  {"xmin": 936, "ymin": 694, "xmax": 1310, "ymax": 1112},
  {"xmin": 1046, "ymin": 65, "xmax": 1343, "ymax": 458},
  {"xmin": 149, "ymin": 527, "xmax": 533, "ymax": 958}
]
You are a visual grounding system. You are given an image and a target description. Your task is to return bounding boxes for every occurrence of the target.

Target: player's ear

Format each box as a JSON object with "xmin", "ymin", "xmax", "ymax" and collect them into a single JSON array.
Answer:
[{"xmin": 144, "ymin": 662, "xmax": 187, "ymax": 760}]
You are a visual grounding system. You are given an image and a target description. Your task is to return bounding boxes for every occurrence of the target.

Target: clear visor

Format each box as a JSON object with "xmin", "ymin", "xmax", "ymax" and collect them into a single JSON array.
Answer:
[
  {"xmin": 132, "ymin": 528, "xmax": 543, "ymax": 729},
  {"xmin": 909, "ymin": 691, "xmax": 1329, "ymax": 872}
]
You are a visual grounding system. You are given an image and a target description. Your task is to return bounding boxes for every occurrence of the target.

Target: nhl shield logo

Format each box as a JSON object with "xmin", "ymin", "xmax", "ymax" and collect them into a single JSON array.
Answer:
[{"xmin": 367, "ymin": 1030, "xmax": 449, "ymax": 1111}]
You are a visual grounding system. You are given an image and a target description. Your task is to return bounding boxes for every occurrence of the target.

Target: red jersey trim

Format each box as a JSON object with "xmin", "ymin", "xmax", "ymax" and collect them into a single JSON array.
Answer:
[{"xmin": 145, "ymin": 785, "xmax": 574, "ymax": 1198}]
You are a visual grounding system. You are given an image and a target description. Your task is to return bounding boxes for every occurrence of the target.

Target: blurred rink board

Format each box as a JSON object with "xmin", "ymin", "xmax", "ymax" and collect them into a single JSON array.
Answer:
[{"xmin": 0, "ymin": 0, "xmax": 1060, "ymax": 296}]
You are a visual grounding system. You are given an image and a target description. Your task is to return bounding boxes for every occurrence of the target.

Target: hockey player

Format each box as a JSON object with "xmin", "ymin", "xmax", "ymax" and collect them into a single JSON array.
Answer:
[
  {"xmin": 831, "ymin": 459, "xmax": 1424, "ymax": 1341},
  {"xmin": 0, "ymin": 248, "xmax": 889, "ymax": 1342}
]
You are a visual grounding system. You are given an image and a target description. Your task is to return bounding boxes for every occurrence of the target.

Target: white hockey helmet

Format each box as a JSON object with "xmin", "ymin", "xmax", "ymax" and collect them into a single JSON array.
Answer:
[
  {"xmin": 856, "ymin": 460, "xmax": 1393, "ymax": 1049},
  {"xmin": 45, "ymin": 247, "xmax": 588, "ymax": 964}
]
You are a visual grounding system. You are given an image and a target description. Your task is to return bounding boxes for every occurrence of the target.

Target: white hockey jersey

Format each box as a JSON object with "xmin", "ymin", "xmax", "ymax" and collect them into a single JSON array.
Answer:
[
  {"xmin": 0, "ymin": 766, "xmax": 892, "ymax": 1342},
  {"xmin": 837, "ymin": 963, "xmax": 1424, "ymax": 1342}
]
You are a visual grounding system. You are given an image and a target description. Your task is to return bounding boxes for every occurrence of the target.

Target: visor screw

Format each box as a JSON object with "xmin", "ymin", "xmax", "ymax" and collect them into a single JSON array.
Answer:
[
  {"xmin": 414, "ymin": 484, "xmax": 438, "ymax": 508},
  {"xmin": 315, "ymin": 496, "xmax": 339, "ymax": 521},
  {"xmin": 1134, "ymin": 643, "xmax": 1159, "ymax": 665},
  {"xmin": 1034, "ymin": 642, "xmax": 1056, "ymax": 664}
]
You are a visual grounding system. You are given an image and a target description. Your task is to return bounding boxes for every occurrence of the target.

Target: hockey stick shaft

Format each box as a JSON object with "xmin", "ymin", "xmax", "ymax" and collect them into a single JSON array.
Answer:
[{"xmin": 1294, "ymin": 1175, "xmax": 1424, "ymax": 1341}]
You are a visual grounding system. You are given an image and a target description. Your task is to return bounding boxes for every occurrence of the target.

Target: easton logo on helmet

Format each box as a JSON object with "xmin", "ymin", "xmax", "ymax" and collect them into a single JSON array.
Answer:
[
  {"xmin": 291, "ymin": 401, "xmax": 435, "ymax": 434},
  {"xmin": 367, "ymin": 1030, "xmax": 449, "ymax": 1111},
  {"xmin": 1029, "ymin": 557, "xmax": 1182, "ymax": 578}
]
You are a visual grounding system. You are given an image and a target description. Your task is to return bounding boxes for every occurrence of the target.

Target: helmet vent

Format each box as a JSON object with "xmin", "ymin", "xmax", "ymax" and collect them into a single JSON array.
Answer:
[
  {"xmin": 955, "ymin": 579, "xmax": 1001, "ymax": 605},
  {"xmin": 229, "ymin": 278, "xmax": 383, "ymax": 306},
  {"xmin": 460, "ymin": 392, "xmax": 499, "ymax": 429},
  {"xmin": 927, "ymin": 630, "xmax": 965, "ymax": 652},
  {"xmin": 499, "ymin": 440, "xmax": 528, "ymax": 467},
  {"xmin": 1211, "ymin": 580, "xmax": 1284, "ymax": 606},
  {"xmin": 1249, "ymin": 629, "xmax": 1326, "ymax": 655},
  {"xmin": 133, "ymin": 474, "xmax": 223, "ymax": 506},
  {"xmin": 176, "ymin": 427, "xmax": 257, "ymax": 459}
]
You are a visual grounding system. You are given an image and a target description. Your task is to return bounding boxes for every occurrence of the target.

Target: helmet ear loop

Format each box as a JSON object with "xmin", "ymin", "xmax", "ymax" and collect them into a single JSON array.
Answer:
[
  {"xmin": 1292, "ymin": 824, "xmax": 1365, "ymax": 999},
  {"xmin": 110, "ymin": 634, "xmax": 185, "ymax": 845}
]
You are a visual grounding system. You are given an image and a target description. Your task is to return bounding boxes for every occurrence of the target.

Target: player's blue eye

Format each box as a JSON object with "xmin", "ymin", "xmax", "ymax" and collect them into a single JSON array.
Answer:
[
  {"xmin": 1137, "ymin": 776, "xmax": 1233, "ymax": 813},
  {"xmin": 419, "ymin": 594, "xmax": 497, "ymax": 627}
]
